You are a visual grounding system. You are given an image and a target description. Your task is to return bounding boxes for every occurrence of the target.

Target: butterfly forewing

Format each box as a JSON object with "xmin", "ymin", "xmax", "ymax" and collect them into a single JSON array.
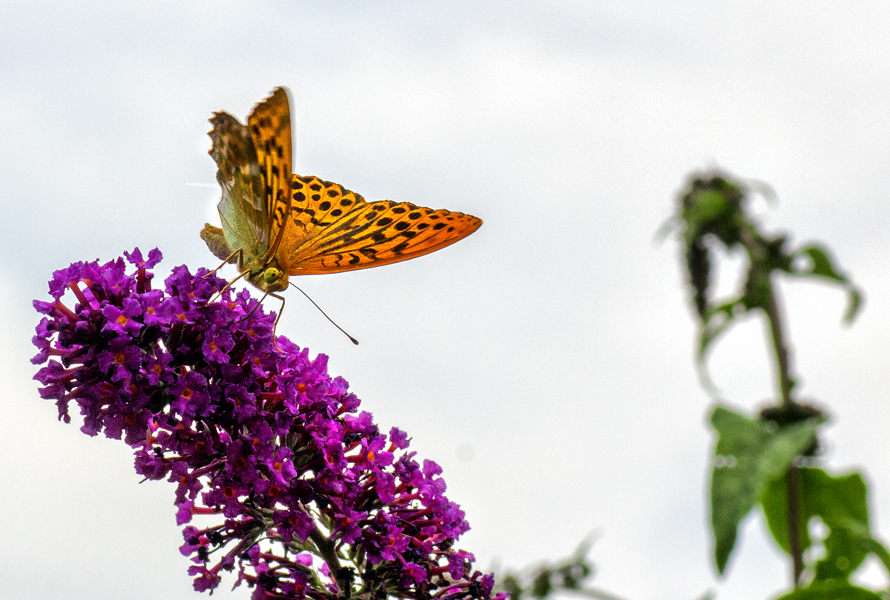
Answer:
[
  {"xmin": 276, "ymin": 175, "xmax": 483, "ymax": 274},
  {"xmin": 246, "ymin": 87, "xmax": 293, "ymax": 262},
  {"xmin": 208, "ymin": 111, "xmax": 269, "ymax": 262}
]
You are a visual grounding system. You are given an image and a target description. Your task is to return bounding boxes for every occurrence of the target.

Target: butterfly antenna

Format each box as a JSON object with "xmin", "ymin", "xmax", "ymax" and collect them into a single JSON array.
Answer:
[{"xmin": 288, "ymin": 282, "xmax": 359, "ymax": 345}]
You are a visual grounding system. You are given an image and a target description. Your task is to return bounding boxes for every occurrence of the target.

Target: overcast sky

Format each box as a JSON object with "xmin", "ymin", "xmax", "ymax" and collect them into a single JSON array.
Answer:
[{"xmin": 3, "ymin": 2, "xmax": 890, "ymax": 599}]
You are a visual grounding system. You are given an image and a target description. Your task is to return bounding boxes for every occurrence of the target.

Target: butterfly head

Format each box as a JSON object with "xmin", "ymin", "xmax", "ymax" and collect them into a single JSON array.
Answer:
[{"xmin": 247, "ymin": 265, "xmax": 289, "ymax": 293}]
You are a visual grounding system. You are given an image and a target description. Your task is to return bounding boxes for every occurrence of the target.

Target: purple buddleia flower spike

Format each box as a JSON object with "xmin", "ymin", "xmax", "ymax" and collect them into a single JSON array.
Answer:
[{"xmin": 32, "ymin": 249, "xmax": 506, "ymax": 600}]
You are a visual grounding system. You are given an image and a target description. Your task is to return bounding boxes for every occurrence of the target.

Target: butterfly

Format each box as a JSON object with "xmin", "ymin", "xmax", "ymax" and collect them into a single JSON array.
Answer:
[{"xmin": 200, "ymin": 87, "xmax": 482, "ymax": 338}]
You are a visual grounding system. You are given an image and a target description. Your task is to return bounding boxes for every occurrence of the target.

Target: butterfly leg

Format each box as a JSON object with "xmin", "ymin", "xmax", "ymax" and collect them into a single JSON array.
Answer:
[
  {"xmin": 202, "ymin": 248, "xmax": 244, "ymax": 279},
  {"xmin": 205, "ymin": 269, "xmax": 250, "ymax": 306},
  {"xmin": 235, "ymin": 292, "xmax": 286, "ymax": 351},
  {"xmin": 269, "ymin": 292, "xmax": 286, "ymax": 352},
  {"xmin": 235, "ymin": 290, "xmax": 273, "ymax": 323},
  {"xmin": 229, "ymin": 291, "xmax": 286, "ymax": 352}
]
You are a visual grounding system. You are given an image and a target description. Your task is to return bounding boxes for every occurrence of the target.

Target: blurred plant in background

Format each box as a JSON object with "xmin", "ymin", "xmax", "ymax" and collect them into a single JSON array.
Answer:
[{"xmin": 667, "ymin": 171, "xmax": 890, "ymax": 599}]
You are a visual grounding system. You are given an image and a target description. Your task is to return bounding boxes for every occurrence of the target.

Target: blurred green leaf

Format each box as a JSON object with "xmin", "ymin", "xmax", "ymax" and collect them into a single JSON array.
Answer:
[
  {"xmin": 817, "ymin": 527, "xmax": 865, "ymax": 581},
  {"xmin": 790, "ymin": 245, "xmax": 863, "ymax": 323},
  {"xmin": 862, "ymin": 536, "xmax": 890, "ymax": 578},
  {"xmin": 795, "ymin": 245, "xmax": 841, "ymax": 279},
  {"xmin": 762, "ymin": 469, "xmax": 870, "ymax": 582},
  {"xmin": 710, "ymin": 407, "xmax": 821, "ymax": 573},
  {"xmin": 759, "ymin": 421, "xmax": 823, "ymax": 482},
  {"xmin": 494, "ymin": 537, "xmax": 629, "ymax": 600},
  {"xmin": 813, "ymin": 472, "xmax": 869, "ymax": 582},
  {"xmin": 698, "ymin": 298, "xmax": 747, "ymax": 360},
  {"xmin": 530, "ymin": 569, "xmax": 552, "ymax": 598},
  {"xmin": 711, "ymin": 407, "xmax": 767, "ymax": 573},
  {"xmin": 683, "ymin": 188, "xmax": 732, "ymax": 226},
  {"xmin": 679, "ymin": 174, "xmax": 746, "ymax": 245},
  {"xmin": 771, "ymin": 580, "xmax": 884, "ymax": 600},
  {"xmin": 499, "ymin": 574, "xmax": 523, "ymax": 600}
]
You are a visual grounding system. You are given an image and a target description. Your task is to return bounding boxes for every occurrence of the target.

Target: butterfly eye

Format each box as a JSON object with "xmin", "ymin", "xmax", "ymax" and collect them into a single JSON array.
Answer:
[{"xmin": 264, "ymin": 268, "xmax": 283, "ymax": 284}]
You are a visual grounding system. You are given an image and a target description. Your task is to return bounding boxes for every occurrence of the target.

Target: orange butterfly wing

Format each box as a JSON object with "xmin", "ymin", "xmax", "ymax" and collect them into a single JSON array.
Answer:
[
  {"xmin": 246, "ymin": 87, "xmax": 293, "ymax": 262},
  {"xmin": 275, "ymin": 175, "xmax": 483, "ymax": 275}
]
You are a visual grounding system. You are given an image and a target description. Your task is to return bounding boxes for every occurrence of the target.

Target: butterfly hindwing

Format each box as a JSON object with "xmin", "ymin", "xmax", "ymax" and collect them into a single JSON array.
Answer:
[
  {"xmin": 276, "ymin": 175, "xmax": 483, "ymax": 274},
  {"xmin": 208, "ymin": 111, "xmax": 269, "ymax": 263}
]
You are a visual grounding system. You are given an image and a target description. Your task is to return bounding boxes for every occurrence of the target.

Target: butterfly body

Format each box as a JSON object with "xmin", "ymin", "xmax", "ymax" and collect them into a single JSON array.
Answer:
[
  {"xmin": 203, "ymin": 87, "xmax": 482, "ymax": 296},
  {"xmin": 199, "ymin": 227, "xmax": 287, "ymax": 294}
]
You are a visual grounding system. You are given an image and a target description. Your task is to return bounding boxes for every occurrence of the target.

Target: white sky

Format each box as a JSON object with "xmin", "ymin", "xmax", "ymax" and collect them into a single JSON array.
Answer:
[{"xmin": 2, "ymin": 2, "xmax": 890, "ymax": 599}]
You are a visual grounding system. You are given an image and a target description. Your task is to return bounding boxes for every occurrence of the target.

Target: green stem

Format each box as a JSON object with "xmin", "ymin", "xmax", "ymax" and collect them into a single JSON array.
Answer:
[
  {"xmin": 764, "ymin": 288, "xmax": 794, "ymax": 407},
  {"xmin": 309, "ymin": 529, "xmax": 347, "ymax": 594},
  {"xmin": 763, "ymin": 277, "xmax": 803, "ymax": 586},
  {"xmin": 742, "ymin": 222, "xmax": 803, "ymax": 587}
]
